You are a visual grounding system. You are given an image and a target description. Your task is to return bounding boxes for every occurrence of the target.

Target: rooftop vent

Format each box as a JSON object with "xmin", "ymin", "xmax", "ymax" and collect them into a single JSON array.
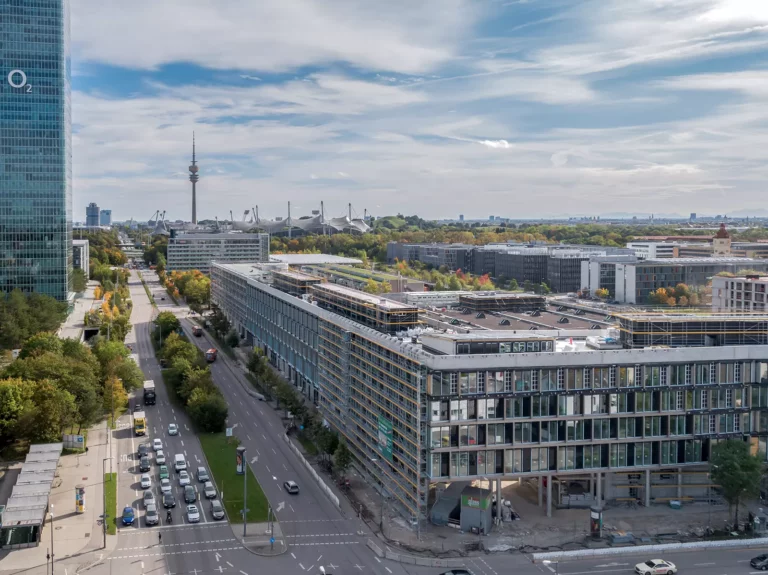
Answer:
[
  {"xmin": 499, "ymin": 319, "xmax": 511, "ymax": 326},
  {"xmin": 529, "ymin": 326, "xmax": 538, "ymax": 330},
  {"xmin": 476, "ymin": 313, "xmax": 486, "ymax": 319},
  {"xmin": 590, "ymin": 323, "xmax": 601, "ymax": 329},
  {"xmin": 575, "ymin": 309, "xmax": 586, "ymax": 316},
  {"xmin": 531, "ymin": 310, "xmax": 541, "ymax": 317},
  {"xmin": 558, "ymin": 317, "xmax": 570, "ymax": 324}
]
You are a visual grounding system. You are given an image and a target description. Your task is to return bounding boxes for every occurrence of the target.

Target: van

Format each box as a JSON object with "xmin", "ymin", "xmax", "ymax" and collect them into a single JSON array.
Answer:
[{"xmin": 174, "ymin": 453, "xmax": 187, "ymax": 472}]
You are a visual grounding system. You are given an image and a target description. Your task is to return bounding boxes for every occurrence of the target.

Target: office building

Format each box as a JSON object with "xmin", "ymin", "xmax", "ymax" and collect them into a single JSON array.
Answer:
[
  {"xmin": 99, "ymin": 209, "xmax": 112, "ymax": 226},
  {"xmin": 546, "ymin": 252, "xmax": 591, "ymax": 293},
  {"xmin": 72, "ymin": 240, "xmax": 89, "ymax": 279},
  {"xmin": 166, "ymin": 232, "xmax": 269, "ymax": 273},
  {"xmin": 0, "ymin": 0, "xmax": 72, "ymax": 301},
  {"xmin": 712, "ymin": 275, "xmax": 768, "ymax": 313},
  {"xmin": 212, "ymin": 261, "xmax": 768, "ymax": 526},
  {"xmin": 85, "ymin": 203, "xmax": 99, "ymax": 227},
  {"xmin": 626, "ymin": 242, "xmax": 680, "ymax": 260}
]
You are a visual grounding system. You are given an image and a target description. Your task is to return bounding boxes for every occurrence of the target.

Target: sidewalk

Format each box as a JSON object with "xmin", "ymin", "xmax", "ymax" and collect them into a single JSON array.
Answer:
[
  {"xmin": 59, "ymin": 281, "xmax": 99, "ymax": 341},
  {"xmin": 0, "ymin": 423, "xmax": 119, "ymax": 574}
]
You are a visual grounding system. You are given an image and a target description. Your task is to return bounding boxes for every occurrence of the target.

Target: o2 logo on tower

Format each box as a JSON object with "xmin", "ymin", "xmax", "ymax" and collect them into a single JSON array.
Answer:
[{"xmin": 7, "ymin": 70, "xmax": 31, "ymax": 93}]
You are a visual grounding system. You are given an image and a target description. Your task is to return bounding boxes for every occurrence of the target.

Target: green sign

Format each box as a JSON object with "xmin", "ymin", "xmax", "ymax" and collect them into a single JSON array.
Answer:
[
  {"xmin": 461, "ymin": 494, "xmax": 489, "ymax": 510},
  {"xmin": 377, "ymin": 415, "xmax": 393, "ymax": 461}
]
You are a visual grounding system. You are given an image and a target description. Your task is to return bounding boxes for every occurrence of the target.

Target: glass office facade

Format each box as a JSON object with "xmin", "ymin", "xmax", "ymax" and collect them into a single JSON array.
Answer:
[{"xmin": 0, "ymin": 0, "xmax": 72, "ymax": 301}]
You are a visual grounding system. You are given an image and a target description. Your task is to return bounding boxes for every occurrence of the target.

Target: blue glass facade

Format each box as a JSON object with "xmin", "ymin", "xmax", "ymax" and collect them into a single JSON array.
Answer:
[{"xmin": 0, "ymin": 0, "xmax": 72, "ymax": 301}]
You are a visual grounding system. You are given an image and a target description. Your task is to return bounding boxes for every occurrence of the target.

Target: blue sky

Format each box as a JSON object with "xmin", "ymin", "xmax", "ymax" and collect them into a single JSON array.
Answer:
[{"xmin": 70, "ymin": 0, "xmax": 768, "ymax": 222}]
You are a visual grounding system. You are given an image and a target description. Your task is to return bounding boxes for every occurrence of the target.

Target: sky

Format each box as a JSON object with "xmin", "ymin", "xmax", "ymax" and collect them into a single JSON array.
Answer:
[{"xmin": 70, "ymin": 0, "xmax": 768, "ymax": 222}]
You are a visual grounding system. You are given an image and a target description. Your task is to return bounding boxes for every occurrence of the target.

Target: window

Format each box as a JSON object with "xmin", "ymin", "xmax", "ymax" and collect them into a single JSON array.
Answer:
[
  {"xmin": 610, "ymin": 443, "xmax": 628, "ymax": 467},
  {"xmin": 645, "ymin": 416, "xmax": 662, "ymax": 437},
  {"xmin": 709, "ymin": 415, "xmax": 716, "ymax": 433},
  {"xmin": 557, "ymin": 368, "xmax": 565, "ymax": 390},
  {"xmin": 609, "ymin": 366, "xmax": 617, "ymax": 387},
  {"xmin": 670, "ymin": 415, "xmax": 686, "ymax": 435},
  {"xmin": 593, "ymin": 418, "xmax": 612, "ymax": 440},
  {"xmin": 618, "ymin": 418, "xmax": 638, "ymax": 438}
]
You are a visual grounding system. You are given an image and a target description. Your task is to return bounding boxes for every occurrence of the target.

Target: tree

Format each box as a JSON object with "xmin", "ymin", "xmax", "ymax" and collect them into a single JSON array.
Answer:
[
  {"xmin": 20, "ymin": 333, "xmax": 63, "ymax": 359},
  {"xmin": 16, "ymin": 380, "xmax": 77, "ymax": 443},
  {"xmin": 333, "ymin": 441, "xmax": 352, "ymax": 475},
  {"xmin": 103, "ymin": 376, "xmax": 128, "ymax": 425},
  {"xmin": 539, "ymin": 282, "xmax": 551, "ymax": 295},
  {"xmin": 187, "ymin": 388, "xmax": 228, "ymax": 432},
  {"xmin": 225, "ymin": 330, "xmax": 240, "ymax": 348},
  {"xmin": 178, "ymin": 368, "xmax": 215, "ymax": 404},
  {"xmin": 92, "ymin": 339, "xmax": 129, "ymax": 367},
  {"xmin": 0, "ymin": 378, "xmax": 31, "ymax": 444},
  {"xmin": 447, "ymin": 275, "xmax": 462, "ymax": 291},
  {"xmin": 362, "ymin": 279, "xmax": 379, "ymax": 294},
  {"xmin": 710, "ymin": 440, "xmax": 763, "ymax": 528},
  {"xmin": 155, "ymin": 311, "xmax": 180, "ymax": 339},
  {"xmin": 523, "ymin": 280, "xmax": 533, "ymax": 293},
  {"xmin": 509, "ymin": 278, "xmax": 519, "ymax": 291},
  {"xmin": 595, "ymin": 287, "xmax": 610, "ymax": 300},
  {"xmin": 111, "ymin": 357, "xmax": 145, "ymax": 391},
  {"xmin": 648, "ymin": 287, "xmax": 670, "ymax": 305},
  {"xmin": 72, "ymin": 268, "xmax": 87, "ymax": 293},
  {"xmin": 316, "ymin": 426, "xmax": 339, "ymax": 463},
  {"xmin": 209, "ymin": 308, "xmax": 231, "ymax": 336}
]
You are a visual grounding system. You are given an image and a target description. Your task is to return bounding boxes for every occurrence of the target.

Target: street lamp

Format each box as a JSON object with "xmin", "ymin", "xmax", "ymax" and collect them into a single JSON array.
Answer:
[
  {"xmin": 49, "ymin": 510, "xmax": 55, "ymax": 575},
  {"xmin": 103, "ymin": 458, "xmax": 110, "ymax": 548},
  {"xmin": 543, "ymin": 560, "xmax": 559, "ymax": 575}
]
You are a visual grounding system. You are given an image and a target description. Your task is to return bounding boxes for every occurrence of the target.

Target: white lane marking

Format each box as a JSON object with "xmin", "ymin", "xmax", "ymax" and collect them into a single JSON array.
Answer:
[
  {"xmin": 240, "ymin": 572, "xmax": 248, "ymax": 575},
  {"xmin": 226, "ymin": 562, "xmax": 233, "ymax": 567},
  {"xmin": 174, "ymin": 416, "xmax": 177, "ymax": 421},
  {"xmin": 374, "ymin": 557, "xmax": 381, "ymax": 563},
  {"xmin": 262, "ymin": 434, "xmax": 267, "ymax": 440},
  {"xmin": 266, "ymin": 466, "xmax": 270, "ymax": 473},
  {"xmin": 289, "ymin": 504, "xmax": 295, "ymax": 513},
  {"xmin": 563, "ymin": 570, "xmax": 629, "ymax": 575},
  {"xmin": 385, "ymin": 568, "xmax": 392, "ymax": 574},
  {"xmin": 291, "ymin": 553, "xmax": 296, "ymax": 559},
  {"xmin": 272, "ymin": 448, "xmax": 276, "ymax": 455},
  {"xmin": 298, "ymin": 564, "xmax": 305, "ymax": 571},
  {"xmin": 283, "ymin": 464, "xmax": 288, "ymax": 471},
  {"xmin": 317, "ymin": 555, "xmax": 322, "ymax": 562},
  {"xmin": 181, "ymin": 440, "xmax": 184, "ymax": 447},
  {"xmin": 184, "ymin": 450, "xmax": 188, "ymax": 457},
  {"xmin": 695, "ymin": 564, "xmax": 716, "ymax": 567},
  {"xmin": 141, "ymin": 562, "xmax": 144, "ymax": 571},
  {"xmin": 246, "ymin": 411, "xmax": 250, "ymax": 416},
  {"xmin": 247, "ymin": 434, "xmax": 251, "ymax": 441},
  {"xmin": 306, "ymin": 566, "xmax": 314, "ymax": 573},
  {"xmin": 259, "ymin": 410, "xmax": 263, "ymax": 415}
]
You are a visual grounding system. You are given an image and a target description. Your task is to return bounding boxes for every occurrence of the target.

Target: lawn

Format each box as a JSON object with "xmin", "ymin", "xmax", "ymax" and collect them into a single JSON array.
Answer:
[
  {"xmin": 198, "ymin": 433, "xmax": 269, "ymax": 523},
  {"xmin": 296, "ymin": 432, "xmax": 318, "ymax": 456},
  {"xmin": 104, "ymin": 472, "xmax": 117, "ymax": 535}
]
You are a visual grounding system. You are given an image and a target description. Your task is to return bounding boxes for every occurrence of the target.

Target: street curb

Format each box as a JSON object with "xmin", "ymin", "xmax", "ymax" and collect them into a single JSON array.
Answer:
[
  {"xmin": 228, "ymin": 522, "xmax": 289, "ymax": 557},
  {"xmin": 367, "ymin": 539, "xmax": 467, "ymax": 568},
  {"xmin": 532, "ymin": 536, "xmax": 768, "ymax": 562}
]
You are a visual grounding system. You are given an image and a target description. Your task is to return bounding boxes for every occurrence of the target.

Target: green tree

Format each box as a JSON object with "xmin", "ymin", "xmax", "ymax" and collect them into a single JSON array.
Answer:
[
  {"xmin": 103, "ymin": 376, "xmax": 128, "ymax": 426},
  {"xmin": 447, "ymin": 275, "xmax": 462, "ymax": 291},
  {"xmin": 162, "ymin": 334, "xmax": 201, "ymax": 366},
  {"xmin": 72, "ymin": 268, "xmax": 87, "ymax": 293},
  {"xmin": 225, "ymin": 330, "xmax": 240, "ymax": 348},
  {"xmin": 316, "ymin": 426, "xmax": 339, "ymax": 463},
  {"xmin": 509, "ymin": 278, "xmax": 519, "ymax": 291},
  {"xmin": 595, "ymin": 287, "xmax": 610, "ymax": 300},
  {"xmin": 178, "ymin": 368, "xmax": 215, "ymax": 404},
  {"xmin": 111, "ymin": 357, "xmax": 145, "ymax": 391},
  {"xmin": 187, "ymin": 388, "xmax": 228, "ymax": 432},
  {"xmin": 539, "ymin": 282, "xmax": 551, "ymax": 295},
  {"xmin": 20, "ymin": 333, "xmax": 63, "ymax": 359},
  {"xmin": 16, "ymin": 380, "xmax": 77, "ymax": 443},
  {"xmin": 523, "ymin": 280, "xmax": 533, "ymax": 293},
  {"xmin": 0, "ymin": 378, "xmax": 31, "ymax": 444},
  {"xmin": 92, "ymin": 339, "xmax": 129, "ymax": 368},
  {"xmin": 333, "ymin": 441, "xmax": 352, "ymax": 475},
  {"xmin": 710, "ymin": 439, "xmax": 764, "ymax": 528},
  {"xmin": 155, "ymin": 311, "xmax": 180, "ymax": 339}
]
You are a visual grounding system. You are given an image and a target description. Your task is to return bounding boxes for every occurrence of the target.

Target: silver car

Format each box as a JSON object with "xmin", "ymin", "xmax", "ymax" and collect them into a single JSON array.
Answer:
[
  {"xmin": 203, "ymin": 481, "xmax": 216, "ymax": 499},
  {"xmin": 186, "ymin": 504, "xmax": 200, "ymax": 523},
  {"xmin": 145, "ymin": 503, "xmax": 159, "ymax": 526},
  {"xmin": 210, "ymin": 499, "xmax": 225, "ymax": 520},
  {"xmin": 143, "ymin": 490, "xmax": 155, "ymax": 509}
]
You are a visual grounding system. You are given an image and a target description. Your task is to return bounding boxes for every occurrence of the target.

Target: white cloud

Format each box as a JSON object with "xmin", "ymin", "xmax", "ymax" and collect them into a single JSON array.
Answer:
[
  {"xmin": 479, "ymin": 139, "xmax": 511, "ymax": 149},
  {"xmin": 658, "ymin": 70, "xmax": 768, "ymax": 97},
  {"xmin": 71, "ymin": 0, "xmax": 477, "ymax": 74},
  {"xmin": 240, "ymin": 75, "xmax": 262, "ymax": 81}
]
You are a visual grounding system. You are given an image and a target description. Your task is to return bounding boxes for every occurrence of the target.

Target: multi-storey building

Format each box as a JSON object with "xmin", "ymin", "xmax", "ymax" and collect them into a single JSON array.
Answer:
[
  {"xmin": 626, "ymin": 242, "xmax": 680, "ymax": 260},
  {"xmin": 72, "ymin": 239, "xmax": 89, "ymax": 279},
  {"xmin": 0, "ymin": 0, "xmax": 72, "ymax": 301},
  {"xmin": 85, "ymin": 202, "xmax": 99, "ymax": 227},
  {"xmin": 167, "ymin": 232, "xmax": 269, "ymax": 273},
  {"xmin": 712, "ymin": 275, "xmax": 768, "ymax": 312},
  {"xmin": 494, "ymin": 249, "xmax": 549, "ymax": 286},
  {"xmin": 99, "ymin": 209, "xmax": 112, "ymax": 226},
  {"xmin": 581, "ymin": 255, "xmax": 638, "ymax": 297},
  {"xmin": 212, "ymin": 261, "xmax": 768, "ymax": 528},
  {"xmin": 547, "ymin": 252, "xmax": 591, "ymax": 293}
]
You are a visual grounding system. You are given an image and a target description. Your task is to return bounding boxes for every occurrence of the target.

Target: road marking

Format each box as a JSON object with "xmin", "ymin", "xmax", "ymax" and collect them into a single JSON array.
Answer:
[
  {"xmin": 184, "ymin": 450, "xmax": 187, "ymax": 456},
  {"xmin": 246, "ymin": 410, "xmax": 250, "ymax": 416},
  {"xmin": 266, "ymin": 466, "xmax": 270, "ymax": 473},
  {"xmin": 181, "ymin": 440, "xmax": 184, "ymax": 447},
  {"xmin": 285, "ymin": 533, "xmax": 357, "ymax": 538},
  {"xmin": 354, "ymin": 566, "xmax": 364, "ymax": 571},
  {"xmin": 283, "ymin": 464, "xmax": 288, "ymax": 470},
  {"xmin": 259, "ymin": 409, "xmax": 263, "ymax": 415},
  {"xmin": 289, "ymin": 504, "xmax": 295, "ymax": 513},
  {"xmin": 374, "ymin": 557, "xmax": 381, "ymax": 563},
  {"xmin": 247, "ymin": 434, "xmax": 252, "ymax": 441},
  {"xmin": 306, "ymin": 566, "xmax": 314, "ymax": 573},
  {"xmin": 262, "ymin": 434, "xmax": 267, "ymax": 440},
  {"xmin": 695, "ymin": 564, "xmax": 716, "ymax": 567},
  {"xmin": 141, "ymin": 562, "xmax": 145, "ymax": 571},
  {"xmin": 298, "ymin": 564, "xmax": 305, "ymax": 571},
  {"xmin": 317, "ymin": 555, "xmax": 322, "ymax": 562},
  {"xmin": 562, "ymin": 570, "xmax": 629, "ymax": 575},
  {"xmin": 226, "ymin": 562, "xmax": 233, "ymax": 567},
  {"xmin": 385, "ymin": 568, "xmax": 392, "ymax": 574},
  {"xmin": 272, "ymin": 448, "xmax": 276, "ymax": 455},
  {"xmin": 240, "ymin": 572, "xmax": 248, "ymax": 575}
]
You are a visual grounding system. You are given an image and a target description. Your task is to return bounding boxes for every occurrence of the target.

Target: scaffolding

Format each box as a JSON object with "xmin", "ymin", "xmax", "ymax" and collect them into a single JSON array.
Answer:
[
  {"xmin": 272, "ymin": 270, "xmax": 323, "ymax": 296},
  {"xmin": 616, "ymin": 313, "xmax": 768, "ymax": 348}
]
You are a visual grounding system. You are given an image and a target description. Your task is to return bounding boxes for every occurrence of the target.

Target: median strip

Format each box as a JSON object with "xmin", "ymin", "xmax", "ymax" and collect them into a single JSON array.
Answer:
[{"xmin": 104, "ymin": 472, "xmax": 117, "ymax": 535}]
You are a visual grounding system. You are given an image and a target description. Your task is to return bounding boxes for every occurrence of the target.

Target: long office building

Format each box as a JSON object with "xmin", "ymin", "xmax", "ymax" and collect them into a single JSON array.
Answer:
[
  {"xmin": 167, "ymin": 232, "xmax": 269, "ymax": 273},
  {"xmin": 0, "ymin": 0, "xmax": 73, "ymax": 301},
  {"xmin": 213, "ymin": 260, "xmax": 768, "ymax": 528}
]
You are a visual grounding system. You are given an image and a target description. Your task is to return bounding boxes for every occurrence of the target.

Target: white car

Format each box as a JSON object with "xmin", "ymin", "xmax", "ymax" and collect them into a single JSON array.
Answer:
[
  {"xmin": 153, "ymin": 438, "xmax": 163, "ymax": 451},
  {"xmin": 168, "ymin": 424, "xmax": 178, "ymax": 436},
  {"xmin": 140, "ymin": 473, "xmax": 152, "ymax": 489},
  {"xmin": 156, "ymin": 450, "xmax": 166, "ymax": 465},
  {"xmin": 635, "ymin": 560, "xmax": 677, "ymax": 575},
  {"xmin": 178, "ymin": 470, "xmax": 191, "ymax": 486},
  {"xmin": 186, "ymin": 504, "xmax": 200, "ymax": 523},
  {"xmin": 160, "ymin": 478, "xmax": 172, "ymax": 493}
]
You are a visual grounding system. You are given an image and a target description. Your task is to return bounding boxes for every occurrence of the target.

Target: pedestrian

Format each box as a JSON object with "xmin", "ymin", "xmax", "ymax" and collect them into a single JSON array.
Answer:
[{"xmin": 158, "ymin": 533, "xmax": 162, "ymax": 545}]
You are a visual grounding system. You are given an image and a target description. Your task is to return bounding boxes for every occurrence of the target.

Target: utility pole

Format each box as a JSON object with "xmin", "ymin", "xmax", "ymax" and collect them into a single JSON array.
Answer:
[
  {"xmin": 49, "ymin": 511, "xmax": 54, "ymax": 575},
  {"xmin": 237, "ymin": 446, "xmax": 247, "ymax": 537},
  {"xmin": 102, "ymin": 458, "xmax": 109, "ymax": 548}
]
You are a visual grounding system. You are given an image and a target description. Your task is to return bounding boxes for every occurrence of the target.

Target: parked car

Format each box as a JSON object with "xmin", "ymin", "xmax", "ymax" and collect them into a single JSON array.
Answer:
[
  {"xmin": 145, "ymin": 504, "xmax": 159, "ymax": 526},
  {"xmin": 121, "ymin": 506, "xmax": 135, "ymax": 525},
  {"xmin": 162, "ymin": 492, "xmax": 176, "ymax": 508},
  {"xmin": 184, "ymin": 485, "xmax": 196, "ymax": 503},
  {"xmin": 196, "ymin": 467, "xmax": 209, "ymax": 482},
  {"xmin": 156, "ymin": 451, "xmax": 166, "ymax": 465},
  {"xmin": 203, "ymin": 481, "xmax": 216, "ymax": 499},
  {"xmin": 140, "ymin": 473, "xmax": 152, "ymax": 489},
  {"xmin": 186, "ymin": 504, "xmax": 200, "ymax": 523},
  {"xmin": 178, "ymin": 470, "xmax": 191, "ymax": 486},
  {"xmin": 160, "ymin": 478, "xmax": 172, "ymax": 493},
  {"xmin": 283, "ymin": 480, "xmax": 299, "ymax": 494},
  {"xmin": 210, "ymin": 499, "xmax": 225, "ymax": 520},
  {"xmin": 168, "ymin": 423, "xmax": 178, "ymax": 436},
  {"xmin": 143, "ymin": 490, "xmax": 155, "ymax": 509}
]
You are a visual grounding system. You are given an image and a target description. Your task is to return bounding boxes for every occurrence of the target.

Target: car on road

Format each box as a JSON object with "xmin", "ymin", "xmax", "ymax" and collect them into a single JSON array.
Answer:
[
  {"xmin": 752, "ymin": 555, "xmax": 768, "ymax": 570},
  {"xmin": 137, "ymin": 443, "xmax": 150, "ymax": 458},
  {"xmin": 160, "ymin": 478, "xmax": 172, "ymax": 493},
  {"xmin": 139, "ymin": 456, "xmax": 151, "ymax": 472},
  {"xmin": 210, "ymin": 499, "xmax": 225, "ymax": 520},
  {"xmin": 438, "ymin": 571, "xmax": 471, "ymax": 575},
  {"xmin": 133, "ymin": 404, "xmax": 143, "ymax": 412},
  {"xmin": 178, "ymin": 470, "xmax": 191, "ymax": 486},
  {"xmin": 145, "ymin": 504, "xmax": 159, "ymax": 526},
  {"xmin": 184, "ymin": 485, "xmax": 197, "ymax": 503},
  {"xmin": 143, "ymin": 490, "xmax": 155, "ymax": 509},
  {"xmin": 159, "ymin": 465, "xmax": 170, "ymax": 480},
  {"xmin": 186, "ymin": 504, "xmax": 200, "ymax": 523},
  {"xmin": 203, "ymin": 481, "xmax": 216, "ymax": 499},
  {"xmin": 168, "ymin": 423, "xmax": 178, "ymax": 436},
  {"xmin": 140, "ymin": 473, "xmax": 152, "ymax": 489},
  {"xmin": 121, "ymin": 506, "xmax": 135, "ymax": 525},
  {"xmin": 156, "ymin": 450, "xmax": 166, "ymax": 465},
  {"xmin": 196, "ymin": 467, "xmax": 209, "ymax": 482},
  {"xmin": 153, "ymin": 438, "xmax": 163, "ymax": 451},
  {"xmin": 635, "ymin": 560, "xmax": 677, "ymax": 575},
  {"xmin": 174, "ymin": 453, "xmax": 187, "ymax": 472},
  {"xmin": 162, "ymin": 492, "xmax": 176, "ymax": 508},
  {"xmin": 283, "ymin": 480, "xmax": 300, "ymax": 494}
]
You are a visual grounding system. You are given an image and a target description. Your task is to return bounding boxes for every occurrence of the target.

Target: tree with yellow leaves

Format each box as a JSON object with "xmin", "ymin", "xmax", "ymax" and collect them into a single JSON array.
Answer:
[
  {"xmin": 103, "ymin": 376, "xmax": 127, "ymax": 426},
  {"xmin": 94, "ymin": 286, "xmax": 103, "ymax": 300}
]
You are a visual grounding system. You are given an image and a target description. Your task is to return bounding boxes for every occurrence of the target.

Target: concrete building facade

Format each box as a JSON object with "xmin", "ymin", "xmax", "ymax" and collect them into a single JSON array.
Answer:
[
  {"xmin": 167, "ymin": 232, "xmax": 269, "ymax": 273},
  {"xmin": 85, "ymin": 203, "xmax": 99, "ymax": 227},
  {"xmin": 99, "ymin": 209, "xmax": 112, "ymax": 226},
  {"xmin": 712, "ymin": 275, "xmax": 768, "ymax": 313},
  {"xmin": 72, "ymin": 239, "xmax": 89, "ymax": 279},
  {"xmin": 212, "ymin": 261, "xmax": 768, "ymax": 525}
]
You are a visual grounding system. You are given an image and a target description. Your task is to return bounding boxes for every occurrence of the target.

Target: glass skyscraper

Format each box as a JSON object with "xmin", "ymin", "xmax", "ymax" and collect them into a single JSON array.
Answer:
[{"xmin": 0, "ymin": 0, "xmax": 73, "ymax": 302}]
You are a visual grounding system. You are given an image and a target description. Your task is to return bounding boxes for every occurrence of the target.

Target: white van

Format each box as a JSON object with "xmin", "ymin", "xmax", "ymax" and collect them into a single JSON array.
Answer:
[{"xmin": 174, "ymin": 453, "xmax": 187, "ymax": 472}]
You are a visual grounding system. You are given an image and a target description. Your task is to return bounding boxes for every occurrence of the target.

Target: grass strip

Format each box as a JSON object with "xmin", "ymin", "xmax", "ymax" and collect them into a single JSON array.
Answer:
[
  {"xmin": 199, "ymin": 433, "xmax": 269, "ymax": 523},
  {"xmin": 104, "ymin": 472, "xmax": 117, "ymax": 535}
]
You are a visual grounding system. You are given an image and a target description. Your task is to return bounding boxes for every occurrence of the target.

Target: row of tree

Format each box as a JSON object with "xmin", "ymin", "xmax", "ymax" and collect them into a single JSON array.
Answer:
[
  {"xmin": 164, "ymin": 270, "xmax": 211, "ymax": 313},
  {"xmin": 85, "ymin": 271, "xmax": 133, "ymax": 342},
  {"xmin": 76, "ymin": 229, "xmax": 127, "ymax": 274},
  {"xmin": 647, "ymin": 284, "xmax": 701, "ymax": 307},
  {"xmin": 246, "ymin": 348, "xmax": 351, "ymax": 474},
  {"xmin": 0, "ymin": 290, "xmax": 69, "ymax": 352},
  {"xmin": 155, "ymin": 312, "xmax": 228, "ymax": 432},
  {"xmin": 0, "ymin": 334, "xmax": 144, "ymax": 445}
]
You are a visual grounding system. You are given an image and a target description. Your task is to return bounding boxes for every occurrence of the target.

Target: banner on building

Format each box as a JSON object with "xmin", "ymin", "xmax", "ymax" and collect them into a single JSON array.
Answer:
[{"xmin": 377, "ymin": 415, "xmax": 393, "ymax": 461}]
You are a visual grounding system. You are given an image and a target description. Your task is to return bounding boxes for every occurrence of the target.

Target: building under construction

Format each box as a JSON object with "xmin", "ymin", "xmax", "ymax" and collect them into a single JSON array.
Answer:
[
  {"xmin": 458, "ymin": 292, "xmax": 545, "ymax": 313},
  {"xmin": 272, "ymin": 270, "xmax": 323, "ymax": 297},
  {"xmin": 310, "ymin": 283, "xmax": 422, "ymax": 334},
  {"xmin": 617, "ymin": 313, "xmax": 768, "ymax": 349}
]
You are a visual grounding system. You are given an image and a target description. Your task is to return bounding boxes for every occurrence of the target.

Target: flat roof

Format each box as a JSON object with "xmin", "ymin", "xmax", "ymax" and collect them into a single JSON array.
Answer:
[
  {"xmin": 273, "ymin": 270, "xmax": 323, "ymax": 282},
  {"xmin": 617, "ymin": 312, "xmax": 768, "ymax": 322},
  {"xmin": 213, "ymin": 262, "xmax": 288, "ymax": 276},
  {"xmin": 1, "ymin": 506, "xmax": 47, "ymax": 527},
  {"xmin": 172, "ymin": 232, "xmax": 267, "ymax": 240},
  {"xmin": 638, "ymin": 257, "xmax": 766, "ymax": 264},
  {"xmin": 25, "ymin": 451, "xmax": 61, "ymax": 463},
  {"xmin": 425, "ymin": 308, "xmax": 601, "ymax": 331},
  {"xmin": 270, "ymin": 254, "xmax": 363, "ymax": 265},
  {"xmin": 313, "ymin": 283, "xmax": 418, "ymax": 310},
  {"xmin": 459, "ymin": 292, "xmax": 543, "ymax": 300},
  {"xmin": 12, "ymin": 484, "xmax": 52, "ymax": 498},
  {"xmin": 28, "ymin": 443, "xmax": 62, "ymax": 454},
  {"xmin": 17, "ymin": 471, "xmax": 55, "ymax": 485}
]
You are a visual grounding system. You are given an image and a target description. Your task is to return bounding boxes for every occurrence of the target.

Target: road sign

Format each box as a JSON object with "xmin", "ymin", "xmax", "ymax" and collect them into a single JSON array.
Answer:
[{"xmin": 270, "ymin": 537, "xmax": 275, "ymax": 544}]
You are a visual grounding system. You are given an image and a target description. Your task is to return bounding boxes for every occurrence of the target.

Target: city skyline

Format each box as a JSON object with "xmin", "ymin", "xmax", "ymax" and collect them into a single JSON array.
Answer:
[{"xmin": 69, "ymin": 1, "xmax": 768, "ymax": 221}]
